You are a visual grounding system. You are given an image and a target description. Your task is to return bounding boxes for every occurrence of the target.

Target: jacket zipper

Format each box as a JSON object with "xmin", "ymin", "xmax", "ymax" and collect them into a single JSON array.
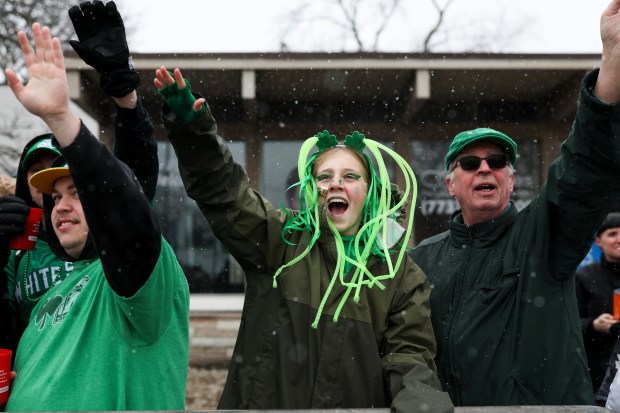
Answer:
[{"xmin": 446, "ymin": 228, "xmax": 474, "ymax": 405}]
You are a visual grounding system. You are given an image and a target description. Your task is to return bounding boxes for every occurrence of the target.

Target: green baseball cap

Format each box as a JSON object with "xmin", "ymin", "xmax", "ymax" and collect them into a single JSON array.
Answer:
[
  {"xmin": 22, "ymin": 135, "xmax": 62, "ymax": 171},
  {"xmin": 445, "ymin": 127, "xmax": 518, "ymax": 170}
]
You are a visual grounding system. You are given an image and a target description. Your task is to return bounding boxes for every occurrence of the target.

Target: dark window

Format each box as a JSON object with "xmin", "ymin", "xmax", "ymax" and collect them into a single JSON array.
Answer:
[{"xmin": 154, "ymin": 141, "xmax": 246, "ymax": 293}]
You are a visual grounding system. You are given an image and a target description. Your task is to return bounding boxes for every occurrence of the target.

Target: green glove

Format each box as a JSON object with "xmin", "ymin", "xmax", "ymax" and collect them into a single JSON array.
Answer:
[{"xmin": 158, "ymin": 76, "xmax": 206, "ymax": 122}]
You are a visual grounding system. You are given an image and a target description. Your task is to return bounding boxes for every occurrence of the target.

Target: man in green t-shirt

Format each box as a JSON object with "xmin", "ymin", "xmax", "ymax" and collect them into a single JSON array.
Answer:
[
  {"xmin": 0, "ymin": 0, "xmax": 160, "ymax": 357},
  {"xmin": 2, "ymin": 11, "xmax": 190, "ymax": 413}
]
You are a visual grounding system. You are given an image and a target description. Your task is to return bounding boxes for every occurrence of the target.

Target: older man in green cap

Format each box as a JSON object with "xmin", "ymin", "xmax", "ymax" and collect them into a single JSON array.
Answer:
[
  {"xmin": 412, "ymin": 123, "xmax": 608, "ymax": 405},
  {"xmin": 411, "ymin": 1, "xmax": 620, "ymax": 404}
]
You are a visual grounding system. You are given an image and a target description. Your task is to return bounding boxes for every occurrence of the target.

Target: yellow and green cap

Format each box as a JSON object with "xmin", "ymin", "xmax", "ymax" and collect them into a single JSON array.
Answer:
[{"xmin": 30, "ymin": 159, "xmax": 70, "ymax": 195}]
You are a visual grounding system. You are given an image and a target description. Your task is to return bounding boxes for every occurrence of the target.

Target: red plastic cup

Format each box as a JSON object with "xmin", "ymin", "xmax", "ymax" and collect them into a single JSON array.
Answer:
[
  {"xmin": 0, "ymin": 348, "xmax": 12, "ymax": 404},
  {"xmin": 9, "ymin": 207, "xmax": 43, "ymax": 250},
  {"xmin": 614, "ymin": 289, "xmax": 620, "ymax": 320}
]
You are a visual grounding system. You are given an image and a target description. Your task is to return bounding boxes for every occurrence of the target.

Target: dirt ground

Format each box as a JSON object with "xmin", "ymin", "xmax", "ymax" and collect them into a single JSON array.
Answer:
[{"xmin": 185, "ymin": 367, "xmax": 228, "ymax": 410}]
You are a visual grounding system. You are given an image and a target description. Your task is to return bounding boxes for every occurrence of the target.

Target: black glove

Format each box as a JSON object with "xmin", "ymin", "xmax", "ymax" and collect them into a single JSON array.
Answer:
[
  {"xmin": 68, "ymin": 0, "xmax": 140, "ymax": 98},
  {"xmin": 0, "ymin": 196, "xmax": 30, "ymax": 244}
]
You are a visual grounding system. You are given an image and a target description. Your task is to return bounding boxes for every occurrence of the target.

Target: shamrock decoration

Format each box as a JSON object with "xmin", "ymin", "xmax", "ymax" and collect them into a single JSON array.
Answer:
[
  {"xmin": 315, "ymin": 130, "xmax": 339, "ymax": 152},
  {"xmin": 344, "ymin": 131, "xmax": 366, "ymax": 152},
  {"xmin": 314, "ymin": 130, "xmax": 366, "ymax": 153}
]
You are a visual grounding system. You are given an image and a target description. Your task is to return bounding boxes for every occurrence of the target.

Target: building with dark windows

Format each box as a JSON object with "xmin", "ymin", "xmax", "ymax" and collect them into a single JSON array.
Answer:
[{"xmin": 64, "ymin": 51, "xmax": 599, "ymax": 299}]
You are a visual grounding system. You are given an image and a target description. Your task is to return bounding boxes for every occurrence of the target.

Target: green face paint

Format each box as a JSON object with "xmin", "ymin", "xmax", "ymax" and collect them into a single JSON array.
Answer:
[{"xmin": 315, "ymin": 173, "xmax": 361, "ymax": 187}]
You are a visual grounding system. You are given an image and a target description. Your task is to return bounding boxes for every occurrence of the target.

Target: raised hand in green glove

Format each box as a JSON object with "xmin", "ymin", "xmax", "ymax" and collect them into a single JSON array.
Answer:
[
  {"xmin": 154, "ymin": 67, "xmax": 206, "ymax": 122},
  {"xmin": 68, "ymin": 1, "xmax": 140, "ymax": 98}
]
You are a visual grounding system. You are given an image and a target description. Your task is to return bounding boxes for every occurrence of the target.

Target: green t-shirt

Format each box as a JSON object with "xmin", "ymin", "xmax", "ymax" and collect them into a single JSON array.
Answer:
[
  {"xmin": 6, "ymin": 239, "xmax": 190, "ymax": 411},
  {"xmin": 6, "ymin": 238, "xmax": 74, "ymax": 326}
]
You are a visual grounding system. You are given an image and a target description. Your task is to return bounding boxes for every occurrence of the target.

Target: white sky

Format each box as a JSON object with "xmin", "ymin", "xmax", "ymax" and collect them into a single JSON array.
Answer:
[{"xmin": 114, "ymin": 0, "xmax": 607, "ymax": 55}]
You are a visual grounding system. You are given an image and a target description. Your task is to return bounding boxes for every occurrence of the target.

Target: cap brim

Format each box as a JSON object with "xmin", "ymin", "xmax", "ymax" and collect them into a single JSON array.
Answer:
[
  {"xmin": 30, "ymin": 167, "xmax": 71, "ymax": 195},
  {"xmin": 22, "ymin": 148, "xmax": 62, "ymax": 171}
]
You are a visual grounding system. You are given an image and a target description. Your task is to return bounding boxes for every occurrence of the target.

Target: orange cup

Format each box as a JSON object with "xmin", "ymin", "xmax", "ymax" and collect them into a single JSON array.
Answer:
[
  {"xmin": 614, "ymin": 289, "xmax": 620, "ymax": 320},
  {"xmin": 9, "ymin": 207, "xmax": 43, "ymax": 250},
  {"xmin": 0, "ymin": 348, "xmax": 12, "ymax": 404}
]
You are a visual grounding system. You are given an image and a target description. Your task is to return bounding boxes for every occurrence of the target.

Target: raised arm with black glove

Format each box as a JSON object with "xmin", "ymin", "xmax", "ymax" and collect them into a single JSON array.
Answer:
[
  {"xmin": 68, "ymin": 0, "xmax": 139, "ymax": 98},
  {"xmin": 69, "ymin": 1, "xmax": 158, "ymax": 201}
]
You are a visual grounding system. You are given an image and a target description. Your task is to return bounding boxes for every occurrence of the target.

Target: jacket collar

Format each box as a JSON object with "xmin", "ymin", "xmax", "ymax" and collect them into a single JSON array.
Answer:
[
  {"xmin": 601, "ymin": 255, "xmax": 620, "ymax": 273},
  {"xmin": 449, "ymin": 201, "xmax": 518, "ymax": 248}
]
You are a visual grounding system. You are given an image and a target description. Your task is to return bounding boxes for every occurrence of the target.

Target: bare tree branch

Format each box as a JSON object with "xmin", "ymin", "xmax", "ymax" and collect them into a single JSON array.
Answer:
[
  {"xmin": 0, "ymin": 0, "xmax": 76, "ymax": 83},
  {"xmin": 371, "ymin": 0, "xmax": 404, "ymax": 51},
  {"xmin": 0, "ymin": 0, "xmax": 138, "ymax": 83},
  {"xmin": 280, "ymin": 0, "xmax": 408, "ymax": 52},
  {"xmin": 279, "ymin": 0, "xmax": 531, "ymax": 54},
  {"xmin": 336, "ymin": 0, "xmax": 364, "ymax": 51},
  {"xmin": 423, "ymin": 0, "xmax": 456, "ymax": 52}
]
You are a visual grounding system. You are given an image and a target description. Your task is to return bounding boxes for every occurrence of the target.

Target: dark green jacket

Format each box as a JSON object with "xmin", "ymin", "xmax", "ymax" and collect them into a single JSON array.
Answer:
[
  {"xmin": 411, "ymin": 69, "xmax": 620, "ymax": 406},
  {"xmin": 163, "ymin": 104, "xmax": 453, "ymax": 412}
]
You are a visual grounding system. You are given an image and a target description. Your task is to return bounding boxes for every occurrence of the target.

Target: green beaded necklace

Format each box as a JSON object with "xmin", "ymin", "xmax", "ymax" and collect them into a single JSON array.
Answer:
[{"xmin": 21, "ymin": 251, "xmax": 64, "ymax": 303}]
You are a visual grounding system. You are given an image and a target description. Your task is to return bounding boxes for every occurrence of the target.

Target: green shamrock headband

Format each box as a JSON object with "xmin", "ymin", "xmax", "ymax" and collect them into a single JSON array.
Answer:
[
  {"xmin": 315, "ymin": 130, "xmax": 366, "ymax": 153},
  {"xmin": 276, "ymin": 130, "xmax": 418, "ymax": 328}
]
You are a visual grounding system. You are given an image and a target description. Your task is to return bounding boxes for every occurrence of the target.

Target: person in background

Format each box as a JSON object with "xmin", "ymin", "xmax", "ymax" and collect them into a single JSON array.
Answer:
[
  {"xmin": 410, "ymin": 0, "xmax": 620, "ymax": 405},
  {"xmin": 0, "ymin": 0, "xmax": 158, "ymax": 355},
  {"xmin": 0, "ymin": 174, "xmax": 17, "ymax": 353},
  {"xmin": 0, "ymin": 176, "xmax": 15, "ymax": 197},
  {"xmin": 0, "ymin": 136, "xmax": 61, "ymax": 355},
  {"xmin": 577, "ymin": 212, "xmax": 620, "ymax": 393},
  {"xmin": 154, "ymin": 66, "xmax": 453, "ymax": 412},
  {"xmin": 578, "ymin": 243, "xmax": 604, "ymax": 270},
  {"xmin": 3, "ymin": 20, "xmax": 189, "ymax": 411}
]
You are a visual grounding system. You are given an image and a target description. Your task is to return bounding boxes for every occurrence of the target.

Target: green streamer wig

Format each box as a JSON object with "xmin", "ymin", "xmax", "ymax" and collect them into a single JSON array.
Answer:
[{"xmin": 274, "ymin": 130, "xmax": 418, "ymax": 329}]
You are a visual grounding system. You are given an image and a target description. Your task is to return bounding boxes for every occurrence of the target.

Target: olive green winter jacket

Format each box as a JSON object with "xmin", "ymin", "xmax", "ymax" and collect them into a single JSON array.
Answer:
[
  {"xmin": 412, "ymin": 69, "xmax": 620, "ymax": 406},
  {"xmin": 163, "ymin": 104, "xmax": 453, "ymax": 412}
]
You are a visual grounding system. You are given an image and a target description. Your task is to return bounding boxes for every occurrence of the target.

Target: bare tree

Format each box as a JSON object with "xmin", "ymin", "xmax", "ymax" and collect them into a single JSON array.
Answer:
[
  {"xmin": 280, "ymin": 0, "xmax": 408, "ymax": 52},
  {"xmin": 422, "ymin": 0, "xmax": 455, "ymax": 52},
  {"xmin": 0, "ymin": 0, "xmax": 137, "ymax": 83},
  {"xmin": 420, "ymin": 1, "xmax": 534, "ymax": 53},
  {"xmin": 0, "ymin": 1, "xmax": 75, "ymax": 173},
  {"xmin": 0, "ymin": 0, "xmax": 76, "ymax": 83},
  {"xmin": 0, "ymin": 0, "xmax": 134, "ymax": 174},
  {"xmin": 279, "ymin": 0, "xmax": 532, "ymax": 53}
]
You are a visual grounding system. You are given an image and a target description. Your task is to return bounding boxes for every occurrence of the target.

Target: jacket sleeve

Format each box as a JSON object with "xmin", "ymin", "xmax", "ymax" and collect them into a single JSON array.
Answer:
[
  {"xmin": 542, "ymin": 69, "xmax": 620, "ymax": 280},
  {"xmin": 575, "ymin": 269, "xmax": 595, "ymax": 334},
  {"xmin": 382, "ymin": 261, "xmax": 454, "ymax": 413},
  {"xmin": 162, "ymin": 102, "xmax": 287, "ymax": 273},
  {"xmin": 60, "ymin": 122, "xmax": 161, "ymax": 297},
  {"xmin": 112, "ymin": 98, "xmax": 159, "ymax": 202}
]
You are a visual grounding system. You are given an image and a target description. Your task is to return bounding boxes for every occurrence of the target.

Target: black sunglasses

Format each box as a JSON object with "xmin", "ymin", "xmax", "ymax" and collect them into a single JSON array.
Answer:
[{"xmin": 454, "ymin": 154, "xmax": 509, "ymax": 171}]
